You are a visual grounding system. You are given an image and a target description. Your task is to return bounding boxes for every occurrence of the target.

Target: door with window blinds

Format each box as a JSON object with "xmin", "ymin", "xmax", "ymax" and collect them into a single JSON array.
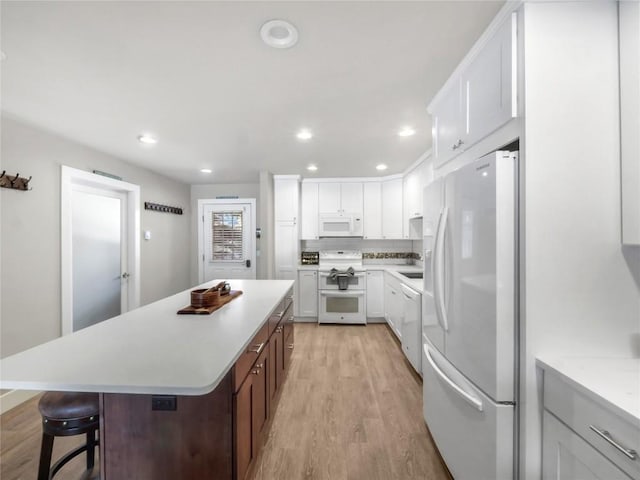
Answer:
[{"xmin": 202, "ymin": 202, "xmax": 256, "ymax": 281}]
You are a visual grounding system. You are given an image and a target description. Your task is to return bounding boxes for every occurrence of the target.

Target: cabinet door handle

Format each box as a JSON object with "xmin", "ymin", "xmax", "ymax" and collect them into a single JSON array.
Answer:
[
  {"xmin": 589, "ymin": 425, "xmax": 638, "ymax": 460},
  {"xmin": 255, "ymin": 363, "xmax": 264, "ymax": 369},
  {"xmin": 252, "ymin": 369, "xmax": 259, "ymax": 375},
  {"xmin": 248, "ymin": 342, "xmax": 265, "ymax": 355},
  {"xmin": 287, "ymin": 344, "xmax": 294, "ymax": 350}
]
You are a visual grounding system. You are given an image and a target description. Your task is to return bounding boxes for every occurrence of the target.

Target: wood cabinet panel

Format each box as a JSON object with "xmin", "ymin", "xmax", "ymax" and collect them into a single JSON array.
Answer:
[
  {"xmin": 233, "ymin": 323, "xmax": 269, "ymax": 392},
  {"xmin": 234, "ymin": 375, "xmax": 253, "ymax": 480},
  {"xmin": 101, "ymin": 373, "xmax": 233, "ymax": 480},
  {"xmin": 251, "ymin": 347, "xmax": 269, "ymax": 454}
]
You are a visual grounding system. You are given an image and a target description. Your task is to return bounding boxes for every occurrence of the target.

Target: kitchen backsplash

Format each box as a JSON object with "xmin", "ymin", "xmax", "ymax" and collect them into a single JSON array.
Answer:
[{"xmin": 301, "ymin": 238, "xmax": 423, "ymax": 266}]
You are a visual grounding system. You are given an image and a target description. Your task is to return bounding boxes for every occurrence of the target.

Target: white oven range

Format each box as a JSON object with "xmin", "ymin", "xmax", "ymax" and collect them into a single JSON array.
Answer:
[{"xmin": 318, "ymin": 250, "xmax": 366, "ymax": 325}]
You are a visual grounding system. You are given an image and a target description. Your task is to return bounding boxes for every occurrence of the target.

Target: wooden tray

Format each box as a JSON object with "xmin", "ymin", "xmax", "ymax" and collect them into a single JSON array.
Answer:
[{"xmin": 177, "ymin": 290, "xmax": 243, "ymax": 315}]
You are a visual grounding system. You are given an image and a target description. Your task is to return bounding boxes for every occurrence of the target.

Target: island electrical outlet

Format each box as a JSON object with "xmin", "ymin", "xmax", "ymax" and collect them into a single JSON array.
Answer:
[{"xmin": 151, "ymin": 395, "xmax": 177, "ymax": 411}]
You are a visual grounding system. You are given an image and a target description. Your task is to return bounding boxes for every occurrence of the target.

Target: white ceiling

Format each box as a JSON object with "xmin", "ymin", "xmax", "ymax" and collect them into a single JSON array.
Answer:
[{"xmin": 1, "ymin": 1, "xmax": 503, "ymax": 184}]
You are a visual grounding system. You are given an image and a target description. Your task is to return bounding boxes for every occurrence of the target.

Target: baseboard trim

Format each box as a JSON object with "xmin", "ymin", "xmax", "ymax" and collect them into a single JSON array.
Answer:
[
  {"xmin": 0, "ymin": 389, "xmax": 40, "ymax": 414},
  {"xmin": 293, "ymin": 317, "xmax": 317, "ymax": 323}
]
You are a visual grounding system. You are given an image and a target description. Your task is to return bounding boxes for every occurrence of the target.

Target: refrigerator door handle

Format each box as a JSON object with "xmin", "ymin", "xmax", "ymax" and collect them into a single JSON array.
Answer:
[
  {"xmin": 435, "ymin": 207, "xmax": 449, "ymax": 332},
  {"xmin": 432, "ymin": 210, "xmax": 445, "ymax": 330},
  {"xmin": 424, "ymin": 344, "xmax": 483, "ymax": 412}
]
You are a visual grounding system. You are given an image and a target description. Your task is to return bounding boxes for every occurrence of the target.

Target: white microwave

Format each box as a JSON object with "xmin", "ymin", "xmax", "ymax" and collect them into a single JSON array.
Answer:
[{"xmin": 319, "ymin": 213, "xmax": 363, "ymax": 237}]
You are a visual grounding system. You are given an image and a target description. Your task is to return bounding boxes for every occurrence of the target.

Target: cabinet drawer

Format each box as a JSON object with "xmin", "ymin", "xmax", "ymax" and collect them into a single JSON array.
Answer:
[
  {"xmin": 233, "ymin": 323, "xmax": 269, "ymax": 392},
  {"xmin": 268, "ymin": 292, "xmax": 293, "ymax": 336},
  {"xmin": 544, "ymin": 373, "xmax": 640, "ymax": 478}
]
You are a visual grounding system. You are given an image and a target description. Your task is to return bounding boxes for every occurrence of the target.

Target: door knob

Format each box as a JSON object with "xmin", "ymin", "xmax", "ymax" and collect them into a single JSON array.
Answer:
[
  {"xmin": 121, "ymin": 272, "xmax": 130, "ymax": 279},
  {"xmin": 245, "ymin": 259, "xmax": 251, "ymax": 268}
]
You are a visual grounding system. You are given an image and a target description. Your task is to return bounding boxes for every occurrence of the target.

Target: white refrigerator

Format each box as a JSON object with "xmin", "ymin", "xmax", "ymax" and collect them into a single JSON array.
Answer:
[{"xmin": 422, "ymin": 151, "xmax": 518, "ymax": 480}]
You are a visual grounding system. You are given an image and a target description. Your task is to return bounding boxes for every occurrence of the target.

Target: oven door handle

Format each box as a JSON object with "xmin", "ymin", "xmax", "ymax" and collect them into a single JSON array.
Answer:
[
  {"xmin": 319, "ymin": 272, "xmax": 365, "ymax": 278},
  {"xmin": 320, "ymin": 291, "xmax": 365, "ymax": 297}
]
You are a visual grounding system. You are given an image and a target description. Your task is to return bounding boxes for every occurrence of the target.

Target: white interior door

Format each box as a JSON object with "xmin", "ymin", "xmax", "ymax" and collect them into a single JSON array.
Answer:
[
  {"xmin": 61, "ymin": 166, "xmax": 140, "ymax": 336},
  {"xmin": 71, "ymin": 185, "xmax": 127, "ymax": 331},
  {"xmin": 201, "ymin": 200, "xmax": 256, "ymax": 281}
]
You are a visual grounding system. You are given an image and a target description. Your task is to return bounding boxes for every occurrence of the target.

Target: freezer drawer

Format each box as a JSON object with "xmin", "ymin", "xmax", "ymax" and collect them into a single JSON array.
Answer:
[{"xmin": 422, "ymin": 341, "xmax": 514, "ymax": 480}]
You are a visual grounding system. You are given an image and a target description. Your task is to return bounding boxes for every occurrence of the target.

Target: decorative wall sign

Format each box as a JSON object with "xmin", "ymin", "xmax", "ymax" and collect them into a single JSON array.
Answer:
[{"xmin": 144, "ymin": 202, "xmax": 183, "ymax": 215}]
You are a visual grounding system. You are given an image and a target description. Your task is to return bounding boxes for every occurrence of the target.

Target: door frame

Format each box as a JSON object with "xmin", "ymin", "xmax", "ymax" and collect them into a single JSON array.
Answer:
[
  {"xmin": 61, "ymin": 166, "xmax": 140, "ymax": 335},
  {"xmin": 197, "ymin": 198, "xmax": 256, "ymax": 283}
]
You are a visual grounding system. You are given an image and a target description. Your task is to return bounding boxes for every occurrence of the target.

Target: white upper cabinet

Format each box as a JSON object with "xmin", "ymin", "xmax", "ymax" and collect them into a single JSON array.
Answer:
[
  {"xmin": 274, "ymin": 176, "xmax": 300, "ymax": 223},
  {"xmin": 300, "ymin": 182, "xmax": 319, "ymax": 240},
  {"xmin": 318, "ymin": 183, "xmax": 341, "ymax": 214},
  {"xmin": 431, "ymin": 79, "xmax": 464, "ymax": 168},
  {"xmin": 340, "ymin": 183, "xmax": 364, "ymax": 213},
  {"xmin": 318, "ymin": 182, "xmax": 363, "ymax": 214},
  {"xmin": 464, "ymin": 13, "xmax": 517, "ymax": 148},
  {"xmin": 620, "ymin": 0, "xmax": 640, "ymax": 245},
  {"xmin": 430, "ymin": 12, "xmax": 517, "ymax": 169},
  {"xmin": 403, "ymin": 163, "xmax": 424, "ymax": 239},
  {"xmin": 363, "ymin": 182, "xmax": 382, "ymax": 239},
  {"xmin": 382, "ymin": 178, "xmax": 403, "ymax": 239}
]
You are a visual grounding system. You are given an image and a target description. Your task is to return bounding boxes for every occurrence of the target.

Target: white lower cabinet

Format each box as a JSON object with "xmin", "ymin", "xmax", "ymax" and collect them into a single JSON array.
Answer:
[
  {"xmin": 297, "ymin": 270, "xmax": 317, "ymax": 317},
  {"xmin": 541, "ymin": 369, "xmax": 639, "ymax": 480},
  {"xmin": 365, "ymin": 271, "xmax": 384, "ymax": 318},
  {"xmin": 383, "ymin": 273, "xmax": 403, "ymax": 340},
  {"xmin": 543, "ymin": 412, "xmax": 631, "ymax": 480}
]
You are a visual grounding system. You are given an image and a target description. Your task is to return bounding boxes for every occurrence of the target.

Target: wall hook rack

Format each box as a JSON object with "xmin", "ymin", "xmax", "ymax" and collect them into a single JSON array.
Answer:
[
  {"xmin": 0, "ymin": 172, "xmax": 32, "ymax": 191},
  {"xmin": 144, "ymin": 202, "xmax": 183, "ymax": 215}
]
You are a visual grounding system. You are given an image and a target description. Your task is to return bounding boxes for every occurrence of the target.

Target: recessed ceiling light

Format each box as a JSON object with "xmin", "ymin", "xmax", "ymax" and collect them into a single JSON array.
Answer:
[
  {"xmin": 398, "ymin": 126, "xmax": 416, "ymax": 137},
  {"xmin": 260, "ymin": 20, "xmax": 299, "ymax": 49},
  {"xmin": 376, "ymin": 164, "xmax": 388, "ymax": 171},
  {"xmin": 296, "ymin": 129, "xmax": 313, "ymax": 140},
  {"xmin": 200, "ymin": 168, "xmax": 212, "ymax": 174},
  {"xmin": 137, "ymin": 134, "xmax": 157, "ymax": 145},
  {"xmin": 307, "ymin": 164, "xmax": 318, "ymax": 171}
]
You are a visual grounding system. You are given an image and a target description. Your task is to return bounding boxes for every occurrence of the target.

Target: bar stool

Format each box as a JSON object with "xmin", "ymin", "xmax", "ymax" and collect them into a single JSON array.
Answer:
[{"xmin": 37, "ymin": 392, "xmax": 100, "ymax": 480}]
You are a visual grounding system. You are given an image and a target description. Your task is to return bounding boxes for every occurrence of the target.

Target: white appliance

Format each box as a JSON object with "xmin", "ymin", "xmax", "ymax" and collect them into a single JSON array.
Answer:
[
  {"xmin": 401, "ymin": 284, "xmax": 422, "ymax": 374},
  {"xmin": 318, "ymin": 250, "xmax": 366, "ymax": 324},
  {"xmin": 422, "ymin": 151, "xmax": 518, "ymax": 480},
  {"xmin": 319, "ymin": 213, "xmax": 363, "ymax": 238}
]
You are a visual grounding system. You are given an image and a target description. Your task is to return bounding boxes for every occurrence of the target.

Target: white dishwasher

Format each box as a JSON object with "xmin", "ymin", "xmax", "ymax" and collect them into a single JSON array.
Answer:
[{"xmin": 401, "ymin": 284, "xmax": 422, "ymax": 374}]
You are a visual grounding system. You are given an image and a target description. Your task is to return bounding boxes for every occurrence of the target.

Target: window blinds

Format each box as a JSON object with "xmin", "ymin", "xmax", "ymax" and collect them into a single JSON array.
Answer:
[{"xmin": 211, "ymin": 210, "xmax": 244, "ymax": 261}]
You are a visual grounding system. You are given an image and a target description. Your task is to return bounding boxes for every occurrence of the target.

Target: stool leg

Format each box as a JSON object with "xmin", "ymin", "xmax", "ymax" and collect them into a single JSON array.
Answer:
[
  {"xmin": 38, "ymin": 431, "xmax": 54, "ymax": 480},
  {"xmin": 86, "ymin": 429, "xmax": 96, "ymax": 469}
]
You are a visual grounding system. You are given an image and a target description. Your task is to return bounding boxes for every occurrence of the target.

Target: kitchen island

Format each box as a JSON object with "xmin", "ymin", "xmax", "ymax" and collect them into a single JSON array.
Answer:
[{"xmin": 0, "ymin": 279, "xmax": 295, "ymax": 479}]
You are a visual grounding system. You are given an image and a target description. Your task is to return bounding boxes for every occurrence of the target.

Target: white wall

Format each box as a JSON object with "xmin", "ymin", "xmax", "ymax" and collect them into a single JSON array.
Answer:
[
  {"xmin": 190, "ymin": 183, "xmax": 260, "ymax": 284},
  {"xmin": 520, "ymin": 2, "xmax": 640, "ymax": 478},
  {"xmin": 0, "ymin": 115, "xmax": 191, "ymax": 358}
]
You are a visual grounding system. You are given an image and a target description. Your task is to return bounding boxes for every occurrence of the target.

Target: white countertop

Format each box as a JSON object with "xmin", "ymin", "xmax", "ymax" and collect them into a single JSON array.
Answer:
[
  {"xmin": 537, "ymin": 356, "xmax": 640, "ymax": 425},
  {"xmin": 298, "ymin": 264, "xmax": 423, "ymax": 292},
  {"xmin": 0, "ymin": 279, "xmax": 294, "ymax": 396}
]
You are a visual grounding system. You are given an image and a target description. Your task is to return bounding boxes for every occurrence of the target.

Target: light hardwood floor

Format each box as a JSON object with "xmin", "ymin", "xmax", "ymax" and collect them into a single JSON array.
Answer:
[
  {"xmin": 250, "ymin": 323, "xmax": 451, "ymax": 480},
  {"xmin": 0, "ymin": 323, "xmax": 450, "ymax": 480}
]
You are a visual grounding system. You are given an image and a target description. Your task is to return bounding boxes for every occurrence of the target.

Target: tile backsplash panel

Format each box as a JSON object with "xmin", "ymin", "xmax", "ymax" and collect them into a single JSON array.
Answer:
[{"xmin": 301, "ymin": 239, "xmax": 423, "ymax": 265}]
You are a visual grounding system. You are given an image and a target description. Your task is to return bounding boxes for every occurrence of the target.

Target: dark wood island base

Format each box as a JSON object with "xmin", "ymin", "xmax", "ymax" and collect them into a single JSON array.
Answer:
[{"xmin": 99, "ymin": 290, "xmax": 294, "ymax": 480}]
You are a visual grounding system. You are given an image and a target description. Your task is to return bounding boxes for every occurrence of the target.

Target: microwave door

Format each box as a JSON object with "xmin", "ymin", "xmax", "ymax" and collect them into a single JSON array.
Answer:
[{"xmin": 320, "ymin": 217, "xmax": 352, "ymax": 237}]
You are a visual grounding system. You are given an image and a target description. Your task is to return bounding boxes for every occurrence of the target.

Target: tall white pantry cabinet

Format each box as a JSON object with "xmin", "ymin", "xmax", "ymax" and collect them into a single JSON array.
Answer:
[{"xmin": 273, "ymin": 175, "xmax": 300, "ymax": 281}]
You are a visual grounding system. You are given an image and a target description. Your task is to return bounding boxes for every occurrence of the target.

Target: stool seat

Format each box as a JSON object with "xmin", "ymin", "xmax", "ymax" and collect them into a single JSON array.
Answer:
[
  {"xmin": 38, "ymin": 392, "xmax": 99, "ymax": 420},
  {"xmin": 37, "ymin": 392, "xmax": 100, "ymax": 480}
]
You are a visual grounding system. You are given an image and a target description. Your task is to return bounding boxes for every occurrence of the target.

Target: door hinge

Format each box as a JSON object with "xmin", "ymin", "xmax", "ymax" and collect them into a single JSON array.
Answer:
[
  {"xmin": 202, "ymin": 254, "xmax": 205, "ymax": 262},
  {"xmin": 202, "ymin": 215, "xmax": 204, "ymax": 223}
]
